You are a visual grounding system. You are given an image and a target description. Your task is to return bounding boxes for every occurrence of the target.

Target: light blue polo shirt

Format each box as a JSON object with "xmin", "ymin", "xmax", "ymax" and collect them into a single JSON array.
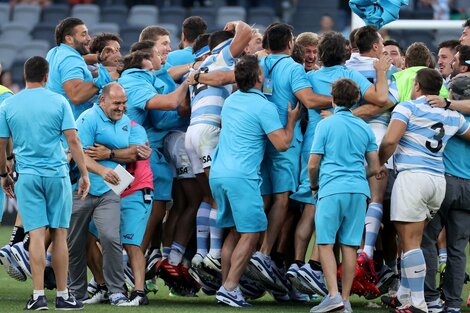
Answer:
[
  {"xmin": 306, "ymin": 65, "xmax": 372, "ymax": 151},
  {"xmin": 46, "ymin": 43, "xmax": 94, "ymax": 119},
  {"xmin": 444, "ymin": 114, "xmax": 470, "ymax": 179},
  {"xmin": 0, "ymin": 88, "xmax": 75, "ymax": 177},
  {"xmin": 76, "ymin": 104, "xmax": 132, "ymax": 196},
  {"xmin": 211, "ymin": 89, "xmax": 284, "ymax": 179},
  {"xmin": 118, "ymin": 68, "xmax": 158, "ymax": 126},
  {"xmin": 167, "ymin": 47, "xmax": 195, "ymax": 66},
  {"xmin": 260, "ymin": 55, "xmax": 311, "ymax": 138},
  {"xmin": 311, "ymin": 106, "xmax": 377, "ymax": 199}
]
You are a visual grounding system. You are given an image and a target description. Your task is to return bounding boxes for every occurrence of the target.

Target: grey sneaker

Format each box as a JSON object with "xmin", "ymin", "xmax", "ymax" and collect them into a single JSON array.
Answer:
[
  {"xmin": 310, "ymin": 293, "xmax": 344, "ymax": 313},
  {"xmin": 343, "ymin": 299, "xmax": 353, "ymax": 313}
]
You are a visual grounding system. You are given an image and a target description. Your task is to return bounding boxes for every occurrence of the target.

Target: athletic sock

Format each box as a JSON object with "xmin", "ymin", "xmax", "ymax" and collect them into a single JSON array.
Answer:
[
  {"xmin": 309, "ymin": 260, "xmax": 322, "ymax": 271},
  {"xmin": 57, "ymin": 289, "xmax": 69, "ymax": 300},
  {"xmin": 208, "ymin": 208, "xmax": 222, "ymax": 259},
  {"xmin": 168, "ymin": 242, "xmax": 186, "ymax": 266},
  {"xmin": 271, "ymin": 251, "xmax": 285, "ymax": 268},
  {"xmin": 46, "ymin": 252, "xmax": 52, "ymax": 268},
  {"xmin": 196, "ymin": 202, "xmax": 211, "ymax": 256},
  {"xmin": 438, "ymin": 248, "xmax": 447, "ymax": 264},
  {"xmin": 402, "ymin": 249, "xmax": 426, "ymax": 311},
  {"xmin": 162, "ymin": 246, "xmax": 171, "ymax": 259},
  {"xmin": 33, "ymin": 290, "xmax": 45, "ymax": 300},
  {"xmin": 363, "ymin": 202, "xmax": 383, "ymax": 258},
  {"xmin": 8, "ymin": 226, "xmax": 25, "ymax": 246},
  {"xmin": 294, "ymin": 260, "xmax": 305, "ymax": 268},
  {"xmin": 23, "ymin": 234, "xmax": 30, "ymax": 251},
  {"xmin": 396, "ymin": 257, "xmax": 411, "ymax": 305}
]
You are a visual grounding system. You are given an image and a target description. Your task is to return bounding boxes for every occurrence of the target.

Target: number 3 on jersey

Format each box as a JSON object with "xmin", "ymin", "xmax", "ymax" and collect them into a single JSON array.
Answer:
[{"xmin": 426, "ymin": 122, "xmax": 445, "ymax": 153}]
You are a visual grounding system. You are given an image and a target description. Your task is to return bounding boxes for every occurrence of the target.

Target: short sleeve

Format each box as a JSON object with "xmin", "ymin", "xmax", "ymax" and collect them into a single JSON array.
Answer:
[
  {"xmin": 76, "ymin": 113, "xmax": 96, "ymax": 149},
  {"xmin": 129, "ymin": 122, "xmax": 148, "ymax": 145},
  {"xmin": 60, "ymin": 55, "xmax": 90, "ymax": 84},
  {"xmin": 456, "ymin": 114, "xmax": 470, "ymax": 135},
  {"xmin": 0, "ymin": 92, "xmax": 13, "ymax": 104},
  {"xmin": 61, "ymin": 97, "xmax": 77, "ymax": 131},
  {"xmin": 0, "ymin": 104, "xmax": 10, "ymax": 138},
  {"xmin": 391, "ymin": 102, "xmax": 413, "ymax": 124},
  {"xmin": 220, "ymin": 45, "xmax": 235, "ymax": 68},
  {"xmin": 132, "ymin": 83, "xmax": 159, "ymax": 111},
  {"xmin": 311, "ymin": 121, "xmax": 327, "ymax": 154},
  {"xmin": 259, "ymin": 101, "xmax": 283, "ymax": 134},
  {"xmin": 351, "ymin": 71, "xmax": 373, "ymax": 96},
  {"xmin": 290, "ymin": 64, "xmax": 311, "ymax": 93},
  {"xmin": 366, "ymin": 126, "xmax": 378, "ymax": 152}
]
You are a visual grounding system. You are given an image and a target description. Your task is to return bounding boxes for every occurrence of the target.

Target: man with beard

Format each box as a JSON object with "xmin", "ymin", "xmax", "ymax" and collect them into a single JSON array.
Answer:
[
  {"xmin": 46, "ymin": 18, "xmax": 113, "ymax": 119},
  {"xmin": 437, "ymin": 40, "xmax": 459, "ymax": 85}
]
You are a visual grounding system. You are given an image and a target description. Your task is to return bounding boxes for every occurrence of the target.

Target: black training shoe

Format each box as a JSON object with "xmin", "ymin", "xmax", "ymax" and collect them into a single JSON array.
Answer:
[
  {"xmin": 381, "ymin": 295, "xmax": 402, "ymax": 309},
  {"xmin": 24, "ymin": 295, "xmax": 48, "ymax": 310},
  {"xmin": 395, "ymin": 305, "xmax": 427, "ymax": 313},
  {"xmin": 55, "ymin": 293, "xmax": 83, "ymax": 310}
]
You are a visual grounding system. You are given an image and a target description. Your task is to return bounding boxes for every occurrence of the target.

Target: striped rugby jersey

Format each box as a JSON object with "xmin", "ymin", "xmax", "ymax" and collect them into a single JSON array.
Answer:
[
  {"xmin": 391, "ymin": 96, "xmax": 470, "ymax": 175},
  {"xmin": 189, "ymin": 43, "xmax": 235, "ymax": 128},
  {"xmin": 345, "ymin": 54, "xmax": 399, "ymax": 125}
]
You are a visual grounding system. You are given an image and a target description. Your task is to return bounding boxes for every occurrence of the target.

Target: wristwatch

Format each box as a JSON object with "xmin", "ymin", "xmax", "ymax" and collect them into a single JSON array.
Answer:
[
  {"xmin": 310, "ymin": 185, "xmax": 319, "ymax": 192},
  {"xmin": 194, "ymin": 72, "xmax": 201, "ymax": 84},
  {"xmin": 444, "ymin": 98, "xmax": 451, "ymax": 109},
  {"xmin": 110, "ymin": 149, "xmax": 115, "ymax": 159}
]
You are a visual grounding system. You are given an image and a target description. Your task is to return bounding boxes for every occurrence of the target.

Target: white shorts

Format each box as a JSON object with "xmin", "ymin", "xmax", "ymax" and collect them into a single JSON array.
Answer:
[
  {"xmin": 185, "ymin": 124, "xmax": 220, "ymax": 173},
  {"xmin": 391, "ymin": 171, "xmax": 446, "ymax": 222},
  {"xmin": 369, "ymin": 122, "xmax": 393, "ymax": 169},
  {"xmin": 163, "ymin": 131, "xmax": 195, "ymax": 179}
]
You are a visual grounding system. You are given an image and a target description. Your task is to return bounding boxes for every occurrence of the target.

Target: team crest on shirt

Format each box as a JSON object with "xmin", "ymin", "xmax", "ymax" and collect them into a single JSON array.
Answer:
[
  {"xmin": 123, "ymin": 233, "xmax": 134, "ymax": 240},
  {"xmin": 122, "ymin": 125, "xmax": 128, "ymax": 131}
]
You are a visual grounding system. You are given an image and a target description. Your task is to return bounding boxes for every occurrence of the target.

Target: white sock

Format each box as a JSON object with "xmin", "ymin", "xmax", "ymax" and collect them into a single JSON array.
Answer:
[
  {"xmin": 57, "ymin": 289, "xmax": 69, "ymax": 300},
  {"xmin": 33, "ymin": 290, "xmax": 45, "ymax": 300}
]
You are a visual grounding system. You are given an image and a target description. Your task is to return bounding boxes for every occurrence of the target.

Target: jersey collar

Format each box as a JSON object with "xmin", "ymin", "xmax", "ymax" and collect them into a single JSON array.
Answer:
[{"xmin": 334, "ymin": 106, "xmax": 352, "ymax": 115}]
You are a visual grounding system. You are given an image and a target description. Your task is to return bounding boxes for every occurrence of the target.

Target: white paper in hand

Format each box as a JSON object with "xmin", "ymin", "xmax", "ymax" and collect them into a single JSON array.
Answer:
[{"xmin": 104, "ymin": 164, "xmax": 134, "ymax": 195}]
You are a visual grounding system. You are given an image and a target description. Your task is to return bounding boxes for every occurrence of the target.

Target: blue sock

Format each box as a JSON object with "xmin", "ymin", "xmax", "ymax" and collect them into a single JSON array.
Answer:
[
  {"xmin": 162, "ymin": 246, "xmax": 171, "ymax": 258},
  {"xmin": 403, "ymin": 249, "xmax": 426, "ymax": 311},
  {"xmin": 363, "ymin": 202, "xmax": 383, "ymax": 258},
  {"xmin": 438, "ymin": 248, "xmax": 447, "ymax": 264},
  {"xmin": 196, "ymin": 202, "xmax": 211, "ymax": 256},
  {"xmin": 208, "ymin": 208, "xmax": 222, "ymax": 259}
]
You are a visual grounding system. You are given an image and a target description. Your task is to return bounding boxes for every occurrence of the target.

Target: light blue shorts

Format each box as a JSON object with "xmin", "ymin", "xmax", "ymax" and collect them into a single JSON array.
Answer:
[
  {"xmin": 150, "ymin": 149, "xmax": 173, "ymax": 201},
  {"xmin": 120, "ymin": 190, "xmax": 153, "ymax": 246},
  {"xmin": 210, "ymin": 177, "xmax": 267, "ymax": 233},
  {"xmin": 15, "ymin": 174, "xmax": 72, "ymax": 232},
  {"xmin": 290, "ymin": 150, "xmax": 316, "ymax": 205},
  {"xmin": 315, "ymin": 193, "xmax": 367, "ymax": 246},
  {"xmin": 260, "ymin": 139, "xmax": 301, "ymax": 195}
]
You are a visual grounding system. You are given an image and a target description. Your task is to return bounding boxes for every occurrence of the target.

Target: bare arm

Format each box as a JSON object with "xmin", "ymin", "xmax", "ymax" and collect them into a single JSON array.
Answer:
[
  {"xmin": 64, "ymin": 129, "xmax": 90, "ymax": 198},
  {"xmin": 308, "ymin": 153, "xmax": 322, "ymax": 189},
  {"xmin": 63, "ymin": 78, "xmax": 98, "ymax": 105},
  {"xmin": 0, "ymin": 137, "xmax": 14, "ymax": 199},
  {"xmin": 187, "ymin": 70, "xmax": 235, "ymax": 86},
  {"xmin": 378, "ymin": 119, "xmax": 407, "ymax": 165},
  {"xmin": 363, "ymin": 56, "xmax": 392, "ymax": 107},
  {"xmin": 85, "ymin": 143, "xmax": 139, "ymax": 163},
  {"xmin": 427, "ymin": 96, "xmax": 470, "ymax": 115},
  {"xmin": 83, "ymin": 154, "xmax": 120, "ymax": 186},
  {"xmin": 225, "ymin": 21, "xmax": 253, "ymax": 58},
  {"xmin": 295, "ymin": 88, "xmax": 332, "ymax": 109},
  {"xmin": 168, "ymin": 62, "xmax": 201, "ymax": 81},
  {"xmin": 146, "ymin": 81, "xmax": 189, "ymax": 110},
  {"xmin": 352, "ymin": 100, "xmax": 395, "ymax": 120},
  {"xmin": 267, "ymin": 102, "xmax": 301, "ymax": 151},
  {"xmin": 365, "ymin": 150, "xmax": 380, "ymax": 178}
]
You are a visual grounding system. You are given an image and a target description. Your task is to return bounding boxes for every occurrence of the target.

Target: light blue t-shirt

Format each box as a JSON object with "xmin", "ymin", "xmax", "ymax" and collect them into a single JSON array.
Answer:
[
  {"xmin": 118, "ymin": 68, "xmax": 158, "ymax": 126},
  {"xmin": 260, "ymin": 54, "xmax": 311, "ymax": 142},
  {"xmin": 305, "ymin": 65, "xmax": 372, "ymax": 152},
  {"xmin": 148, "ymin": 110, "xmax": 188, "ymax": 149},
  {"xmin": 167, "ymin": 47, "xmax": 195, "ymax": 66},
  {"xmin": 211, "ymin": 89, "xmax": 284, "ymax": 179},
  {"xmin": 76, "ymin": 104, "xmax": 132, "ymax": 196},
  {"xmin": 391, "ymin": 96, "xmax": 469, "ymax": 175},
  {"xmin": 311, "ymin": 106, "xmax": 377, "ymax": 199},
  {"xmin": 444, "ymin": 114, "xmax": 470, "ymax": 179},
  {"xmin": 46, "ymin": 43, "xmax": 94, "ymax": 119},
  {"xmin": 0, "ymin": 88, "xmax": 75, "ymax": 177}
]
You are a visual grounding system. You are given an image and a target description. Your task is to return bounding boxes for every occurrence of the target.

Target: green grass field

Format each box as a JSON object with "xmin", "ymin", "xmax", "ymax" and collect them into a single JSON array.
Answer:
[{"xmin": 0, "ymin": 225, "xmax": 468, "ymax": 313}]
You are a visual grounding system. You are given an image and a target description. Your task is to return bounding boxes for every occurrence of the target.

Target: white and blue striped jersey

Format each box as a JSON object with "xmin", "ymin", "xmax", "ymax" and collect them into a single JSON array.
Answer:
[
  {"xmin": 189, "ymin": 44, "xmax": 235, "ymax": 128},
  {"xmin": 345, "ymin": 54, "xmax": 399, "ymax": 125},
  {"xmin": 391, "ymin": 96, "xmax": 470, "ymax": 175}
]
